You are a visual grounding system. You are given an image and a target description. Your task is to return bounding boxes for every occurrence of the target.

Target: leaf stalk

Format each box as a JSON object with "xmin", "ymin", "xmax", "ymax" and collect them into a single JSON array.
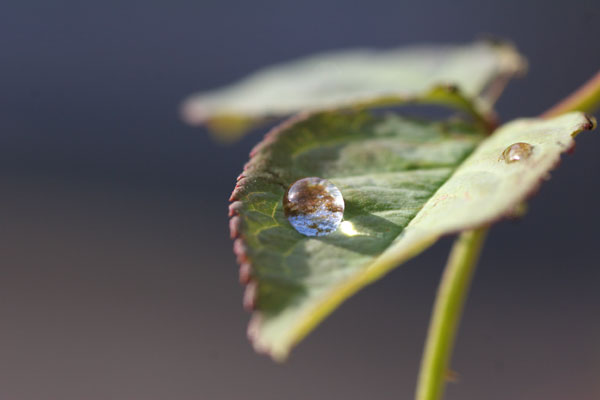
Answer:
[
  {"xmin": 542, "ymin": 70, "xmax": 600, "ymax": 119},
  {"xmin": 414, "ymin": 227, "xmax": 488, "ymax": 400}
]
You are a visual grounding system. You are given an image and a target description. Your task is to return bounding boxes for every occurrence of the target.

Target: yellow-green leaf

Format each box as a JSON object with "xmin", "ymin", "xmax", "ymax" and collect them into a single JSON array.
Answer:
[
  {"xmin": 184, "ymin": 41, "xmax": 525, "ymax": 140},
  {"xmin": 229, "ymin": 110, "xmax": 595, "ymax": 361}
]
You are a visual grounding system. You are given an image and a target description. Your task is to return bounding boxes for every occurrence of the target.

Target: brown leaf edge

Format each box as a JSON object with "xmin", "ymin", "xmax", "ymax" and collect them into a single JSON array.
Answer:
[{"xmin": 228, "ymin": 110, "xmax": 597, "ymax": 359}]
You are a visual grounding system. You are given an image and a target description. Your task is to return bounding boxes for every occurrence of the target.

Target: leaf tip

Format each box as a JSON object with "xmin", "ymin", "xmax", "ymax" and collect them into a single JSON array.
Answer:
[
  {"xmin": 180, "ymin": 96, "xmax": 209, "ymax": 127},
  {"xmin": 584, "ymin": 114, "xmax": 597, "ymax": 131},
  {"xmin": 180, "ymin": 96, "xmax": 260, "ymax": 142},
  {"xmin": 247, "ymin": 314, "xmax": 290, "ymax": 362}
]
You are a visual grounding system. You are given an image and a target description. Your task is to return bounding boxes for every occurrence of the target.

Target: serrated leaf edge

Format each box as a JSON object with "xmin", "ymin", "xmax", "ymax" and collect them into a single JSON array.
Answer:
[{"xmin": 229, "ymin": 111, "xmax": 595, "ymax": 361}]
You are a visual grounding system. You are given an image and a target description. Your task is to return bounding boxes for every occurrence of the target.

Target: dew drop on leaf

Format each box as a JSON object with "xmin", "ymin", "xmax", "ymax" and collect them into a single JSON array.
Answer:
[
  {"xmin": 283, "ymin": 177, "xmax": 345, "ymax": 237},
  {"xmin": 501, "ymin": 142, "xmax": 533, "ymax": 163}
]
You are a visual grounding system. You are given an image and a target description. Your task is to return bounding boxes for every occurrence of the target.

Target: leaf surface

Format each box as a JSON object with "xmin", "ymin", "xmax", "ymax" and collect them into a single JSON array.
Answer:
[
  {"xmin": 184, "ymin": 41, "xmax": 525, "ymax": 139},
  {"xmin": 229, "ymin": 110, "xmax": 595, "ymax": 361}
]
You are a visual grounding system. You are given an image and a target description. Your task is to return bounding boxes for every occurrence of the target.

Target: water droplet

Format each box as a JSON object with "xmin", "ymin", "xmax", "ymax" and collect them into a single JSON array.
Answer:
[
  {"xmin": 283, "ymin": 177, "xmax": 344, "ymax": 237},
  {"xmin": 501, "ymin": 142, "xmax": 533, "ymax": 163}
]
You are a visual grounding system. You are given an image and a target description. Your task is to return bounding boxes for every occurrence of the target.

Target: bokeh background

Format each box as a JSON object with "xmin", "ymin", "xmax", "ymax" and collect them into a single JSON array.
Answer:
[{"xmin": 2, "ymin": 0, "xmax": 600, "ymax": 399}]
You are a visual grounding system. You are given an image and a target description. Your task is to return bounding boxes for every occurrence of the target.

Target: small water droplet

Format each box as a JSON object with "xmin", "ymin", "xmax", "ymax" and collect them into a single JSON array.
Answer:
[
  {"xmin": 283, "ymin": 177, "xmax": 344, "ymax": 237},
  {"xmin": 501, "ymin": 142, "xmax": 533, "ymax": 163}
]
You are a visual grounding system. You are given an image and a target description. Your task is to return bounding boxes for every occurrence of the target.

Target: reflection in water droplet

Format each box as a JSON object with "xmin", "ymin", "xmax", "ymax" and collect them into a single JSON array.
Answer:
[
  {"xmin": 283, "ymin": 177, "xmax": 344, "ymax": 237},
  {"xmin": 501, "ymin": 142, "xmax": 533, "ymax": 163},
  {"xmin": 339, "ymin": 221, "xmax": 359, "ymax": 237}
]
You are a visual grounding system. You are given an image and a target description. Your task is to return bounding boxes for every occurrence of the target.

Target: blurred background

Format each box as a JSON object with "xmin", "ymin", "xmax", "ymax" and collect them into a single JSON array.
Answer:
[{"xmin": 1, "ymin": 0, "xmax": 599, "ymax": 399}]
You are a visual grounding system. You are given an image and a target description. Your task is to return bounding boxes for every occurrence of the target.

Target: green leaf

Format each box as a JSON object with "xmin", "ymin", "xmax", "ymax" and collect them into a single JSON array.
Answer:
[
  {"xmin": 229, "ymin": 110, "xmax": 595, "ymax": 361},
  {"xmin": 184, "ymin": 40, "xmax": 526, "ymax": 140}
]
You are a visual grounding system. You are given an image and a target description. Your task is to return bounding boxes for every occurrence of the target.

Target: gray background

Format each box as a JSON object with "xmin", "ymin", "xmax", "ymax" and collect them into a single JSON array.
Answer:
[{"xmin": 1, "ymin": 0, "xmax": 599, "ymax": 399}]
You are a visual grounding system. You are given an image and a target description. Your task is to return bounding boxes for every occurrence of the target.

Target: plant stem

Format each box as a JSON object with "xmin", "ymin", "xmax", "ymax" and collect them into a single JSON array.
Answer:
[
  {"xmin": 541, "ymin": 70, "xmax": 600, "ymax": 119},
  {"xmin": 414, "ymin": 68, "xmax": 600, "ymax": 400},
  {"xmin": 414, "ymin": 227, "xmax": 488, "ymax": 400}
]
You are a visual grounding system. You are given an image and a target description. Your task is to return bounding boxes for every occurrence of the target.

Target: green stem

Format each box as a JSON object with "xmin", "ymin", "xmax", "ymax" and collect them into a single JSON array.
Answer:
[
  {"xmin": 414, "ymin": 227, "xmax": 488, "ymax": 400},
  {"xmin": 414, "ymin": 68, "xmax": 600, "ymax": 400},
  {"xmin": 541, "ymin": 70, "xmax": 600, "ymax": 119}
]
